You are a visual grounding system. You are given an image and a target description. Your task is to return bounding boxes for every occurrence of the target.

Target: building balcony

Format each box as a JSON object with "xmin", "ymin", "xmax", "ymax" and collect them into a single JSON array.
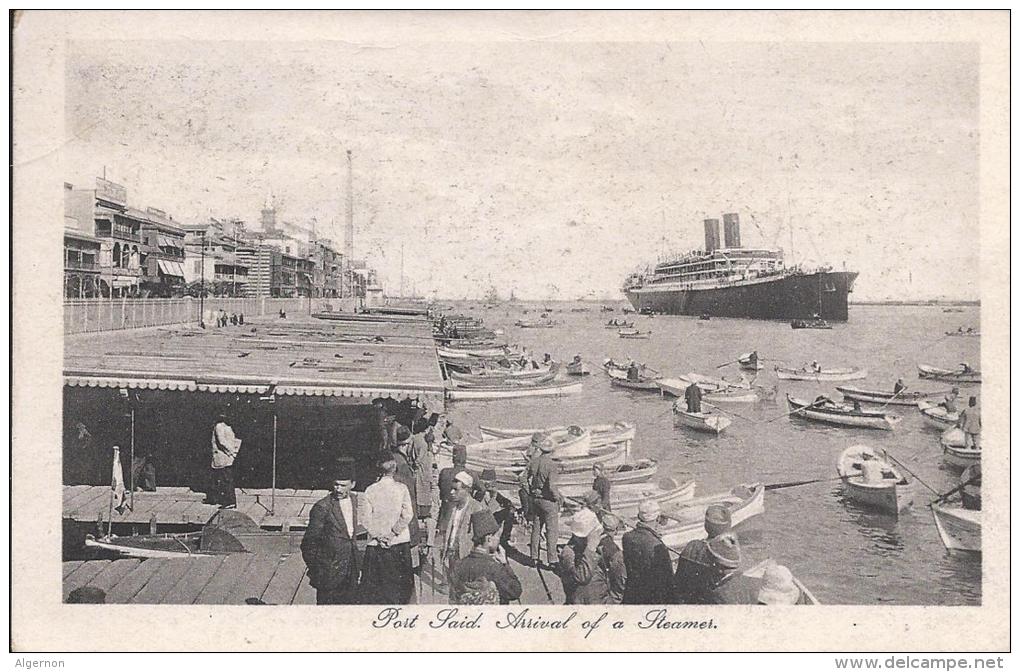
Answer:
[
  {"xmin": 103, "ymin": 266, "xmax": 142, "ymax": 277},
  {"xmin": 64, "ymin": 259, "xmax": 100, "ymax": 272}
]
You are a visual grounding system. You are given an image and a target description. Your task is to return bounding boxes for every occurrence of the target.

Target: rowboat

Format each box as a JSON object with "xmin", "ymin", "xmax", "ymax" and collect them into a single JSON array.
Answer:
[
  {"xmin": 790, "ymin": 318, "xmax": 831, "ymax": 329},
  {"xmin": 618, "ymin": 329, "xmax": 651, "ymax": 339},
  {"xmin": 918, "ymin": 365, "xmax": 981, "ymax": 384},
  {"xmin": 446, "ymin": 380, "xmax": 582, "ymax": 401},
  {"xmin": 654, "ymin": 483, "xmax": 765, "ymax": 549},
  {"xmin": 83, "ymin": 510, "xmax": 307, "ymax": 559},
  {"xmin": 456, "ymin": 443, "xmax": 629, "ymax": 478},
  {"xmin": 916, "ymin": 401, "xmax": 960, "ymax": 430},
  {"xmin": 836, "ymin": 386, "xmax": 949, "ymax": 406},
  {"xmin": 775, "ymin": 365, "xmax": 868, "ymax": 382},
  {"xmin": 931, "ymin": 465, "xmax": 981, "ymax": 553},
  {"xmin": 479, "ymin": 421, "xmax": 636, "ymax": 447},
  {"xmin": 437, "ymin": 345, "xmax": 512, "ymax": 359},
  {"xmin": 468, "ymin": 427, "xmax": 592, "ymax": 459},
  {"xmin": 448, "ymin": 364, "xmax": 556, "ymax": 384},
  {"xmin": 940, "ymin": 428, "xmax": 980, "ymax": 470},
  {"xmin": 602, "ymin": 359, "xmax": 632, "ymax": 374},
  {"xmin": 566, "ymin": 360, "xmax": 590, "ymax": 376},
  {"xmin": 605, "ymin": 321, "xmax": 634, "ymax": 329},
  {"xmin": 657, "ymin": 377, "xmax": 760, "ymax": 404},
  {"xmin": 448, "ymin": 368, "xmax": 558, "ymax": 388},
  {"xmin": 786, "ymin": 395, "xmax": 900, "ymax": 430},
  {"xmin": 515, "ymin": 320, "xmax": 555, "ymax": 328},
  {"xmin": 672, "ymin": 404, "xmax": 732, "ymax": 434},
  {"xmin": 835, "ymin": 445, "xmax": 912, "ymax": 515},
  {"xmin": 558, "ymin": 477, "xmax": 698, "ymax": 540},
  {"xmin": 742, "ymin": 561, "xmax": 820, "ymax": 604},
  {"xmin": 737, "ymin": 352, "xmax": 763, "ymax": 372},
  {"xmin": 610, "ymin": 376, "xmax": 661, "ymax": 391},
  {"xmin": 491, "ymin": 457, "xmax": 656, "ymax": 489}
]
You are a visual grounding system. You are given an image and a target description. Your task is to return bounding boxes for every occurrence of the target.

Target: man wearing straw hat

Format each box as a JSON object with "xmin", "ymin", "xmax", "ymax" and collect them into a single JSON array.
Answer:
[
  {"xmin": 621, "ymin": 499, "xmax": 673, "ymax": 604},
  {"xmin": 527, "ymin": 432, "xmax": 562, "ymax": 569},
  {"xmin": 757, "ymin": 563, "xmax": 806, "ymax": 605}
]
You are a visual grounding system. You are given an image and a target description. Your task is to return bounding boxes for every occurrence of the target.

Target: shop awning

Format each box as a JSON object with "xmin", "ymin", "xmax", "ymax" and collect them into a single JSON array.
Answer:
[{"xmin": 157, "ymin": 260, "xmax": 185, "ymax": 278}]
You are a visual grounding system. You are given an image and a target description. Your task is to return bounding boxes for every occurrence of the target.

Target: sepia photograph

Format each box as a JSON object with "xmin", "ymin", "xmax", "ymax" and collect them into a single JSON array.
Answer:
[{"xmin": 11, "ymin": 9, "xmax": 1010, "ymax": 654}]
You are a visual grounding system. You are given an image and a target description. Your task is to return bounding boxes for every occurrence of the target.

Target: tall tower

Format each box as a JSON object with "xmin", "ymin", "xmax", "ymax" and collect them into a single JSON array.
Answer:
[
  {"xmin": 261, "ymin": 191, "xmax": 277, "ymax": 234},
  {"xmin": 344, "ymin": 150, "xmax": 354, "ymax": 262}
]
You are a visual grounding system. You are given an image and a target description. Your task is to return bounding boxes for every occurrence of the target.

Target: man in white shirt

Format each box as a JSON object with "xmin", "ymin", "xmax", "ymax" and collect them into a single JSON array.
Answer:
[
  {"xmin": 440, "ymin": 471, "xmax": 485, "ymax": 583},
  {"xmin": 209, "ymin": 412, "xmax": 241, "ymax": 508},
  {"xmin": 360, "ymin": 458, "xmax": 415, "ymax": 604}
]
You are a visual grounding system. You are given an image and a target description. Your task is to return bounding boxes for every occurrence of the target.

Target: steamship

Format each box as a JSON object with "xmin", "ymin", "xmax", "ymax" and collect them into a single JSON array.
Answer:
[{"xmin": 622, "ymin": 213, "xmax": 858, "ymax": 321}]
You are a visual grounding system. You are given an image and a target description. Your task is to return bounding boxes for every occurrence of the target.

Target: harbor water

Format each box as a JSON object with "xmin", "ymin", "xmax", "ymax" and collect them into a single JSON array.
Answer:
[{"xmin": 445, "ymin": 302, "xmax": 982, "ymax": 605}]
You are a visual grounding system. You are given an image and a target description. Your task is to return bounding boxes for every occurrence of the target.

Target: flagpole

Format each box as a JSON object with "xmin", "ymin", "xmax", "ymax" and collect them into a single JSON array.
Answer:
[
  {"xmin": 108, "ymin": 446, "xmax": 118, "ymax": 538},
  {"xmin": 129, "ymin": 407, "xmax": 135, "ymax": 510}
]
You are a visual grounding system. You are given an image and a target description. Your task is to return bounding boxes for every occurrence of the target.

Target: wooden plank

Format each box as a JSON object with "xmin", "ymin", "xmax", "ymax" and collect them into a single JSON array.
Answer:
[
  {"xmin": 260, "ymin": 553, "xmax": 308, "ymax": 605},
  {"xmin": 62, "ymin": 561, "xmax": 85, "ymax": 579},
  {"xmin": 164, "ymin": 556, "xmax": 228, "ymax": 604},
  {"xmin": 292, "ymin": 571, "xmax": 316, "ymax": 605},
  {"xmin": 83, "ymin": 559, "xmax": 143, "ymax": 594},
  {"xmin": 105, "ymin": 559, "xmax": 168, "ymax": 603},
  {"xmin": 225, "ymin": 554, "xmax": 284, "ymax": 604},
  {"xmin": 129, "ymin": 559, "xmax": 195, "ymax": 604},
  {"xmin": 62, "ymin": 485, "xmax": 91, "ymax": 506},
  {"xmin": 63, "ymin": 561, "xmax": 111, "ymax": 601},
  {"xmin": 155, "ymin": 499, "xmax": 204, "ymax": 522},
  {"xmin": 193, "ymin": 553, "xmax": 257, "ymax": 604},
  {"xmin": 64, "ymin": 486, "xmax": 111, "ymax": 514}
]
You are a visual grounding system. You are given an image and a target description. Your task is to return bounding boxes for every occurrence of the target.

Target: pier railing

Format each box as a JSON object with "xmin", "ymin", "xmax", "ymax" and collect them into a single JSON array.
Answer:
[{"xmin": 63, "ymin": 297, "xmax": 358, "ymax": 334}]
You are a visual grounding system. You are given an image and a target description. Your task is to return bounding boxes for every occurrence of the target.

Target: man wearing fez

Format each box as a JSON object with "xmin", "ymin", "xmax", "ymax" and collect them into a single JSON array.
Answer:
[
  {"xmin": 449, "ymin": 509, "xmax": 522, "ymax": 605},
  {"xmin": 437, "ymin": 444, "xmax": 472, "ymax": 535},
  {"xmin": 477, "ymin": 468, "xmax": 515, "ymax": 547},
  {"xmin": 621, "ymin": 499, "xmax": 674, "ymax": 604},
  {"xmin": 360, "ymin": 457, "xmax": 416, "ymax": 604},
  {"xmin": 301, "ymin": 461, "xmax": 361, "ymax": 605}
]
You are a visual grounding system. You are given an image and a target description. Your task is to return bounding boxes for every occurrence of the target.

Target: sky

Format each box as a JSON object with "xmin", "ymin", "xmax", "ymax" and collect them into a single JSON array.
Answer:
[{"xmin": 64, "ymin": 39, "xmax": 979, "ymax": 301}]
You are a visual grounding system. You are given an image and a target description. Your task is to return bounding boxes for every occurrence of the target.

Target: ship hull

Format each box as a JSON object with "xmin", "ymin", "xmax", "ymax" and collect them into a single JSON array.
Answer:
[{"xmin": 624, "ymin": 271, "xmax": 857, "ymax": 321}]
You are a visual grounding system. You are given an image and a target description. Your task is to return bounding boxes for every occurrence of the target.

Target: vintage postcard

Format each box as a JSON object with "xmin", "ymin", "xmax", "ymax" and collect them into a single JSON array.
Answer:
[{"xmin": 10, "ymin": 10, "xmax": 1009, "ymax": 653}]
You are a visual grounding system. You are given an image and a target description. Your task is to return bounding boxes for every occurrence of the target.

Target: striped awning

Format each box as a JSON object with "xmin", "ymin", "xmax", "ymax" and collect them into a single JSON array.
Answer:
[{"xmin": 157, "ymin": 260, "xmax": 185, "ymax": 278}]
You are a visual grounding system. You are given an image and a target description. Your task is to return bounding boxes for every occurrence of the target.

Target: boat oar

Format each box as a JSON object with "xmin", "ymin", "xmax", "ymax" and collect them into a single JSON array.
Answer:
[
  {"xmin": 702, "ymin": 401, "xmax": 758, "ymax": 425},
  {"xmin": 765, "ymin": 400, "xmax": 819, "ymax": 423},
  {"xmin": 715, "ymin": 359, "xmax": 741, "ymax": 369},
  {"xmin": 880, "ymin": 450, "xmax": 940, "ymax": 495},
  {"xmin": 929, "ymin": 473, "xmax": 980, "ymax": 506},
  {"xmin": 764, "ymin": 475, "xmax": 844, "ymax": 491},
  {"xmin": 871, "ymin": 387, "xmax": 909, "ymax": 413}
]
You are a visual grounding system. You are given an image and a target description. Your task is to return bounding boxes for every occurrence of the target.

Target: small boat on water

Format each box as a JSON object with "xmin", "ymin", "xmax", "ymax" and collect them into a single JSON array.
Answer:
[
  {"xmin": 83, "ymin": 510, "xmax": 306, "ymax": 559},
  {"xmin": 437, "ymin": 345, "xmax": 513, "ymax": 360},
  {"xmin": 931, "ymin": 465, "xmax": 981, "ymax": 553},
  {"xmin": 516, "ymin": 320, "xmax": 556, "ymax": 329},
  {"xmin": 468, "ymin": 426, "xmax": 592, "ymax": 458},
  {"xmin": 618, "ymin": 329, "xmax": 651, "ymax": 339},
  {"xmin": 786, "ymin": 394, "xmax": 901, "ymax": 430},
  {"xmin": 479, "ymin": 420, "xmax": 636, "ymax": 446},
  {"xmin": 492, "ymin": 457, "xmax": 656, "ymax": 489},
  {"xmin": 790, "ymin": 318, "xmax": 831, "ymax": 329},
  {"xmin": 918, "ymin": 365, "xmax": 981, "ymax": 384},
  {"xmin": 558, "ymin": 477, "xmax": 698, "ymax": 539},
  {"xmin": 775, "ymin": 365, "xmax": 867, "ymax": 382},
  {"xmin": 611, "ymin": 376, "xmax": 661, "ymax": 391},
  {"xmin": 566, "ymin": 360, "xmax": 590, "ymax": 376},
  {"xmin": 657, "ymin": 376, "xmax": 760, "ymax": 404},
  {"xmin": 605, "ymin": 321, "xmax": 634, "ymax": 329},
  {"xmin": 737, "ymin": 352, "xmax": 763, "ymax": 372},
  {"xmin": 940, "ymin": 428, "xmax": 981, "ymax": 470},
  {"xmin": 742, "ymin": 560, "xmax": 820, "ymax": 605},
  {"xmin": 672, "ymin": 402, "xmax": 732, "ymax": 434},
  {"xmin": 836, "ymin": 386, "xmax": 948, "ymax": 407},
  {"xmin": 447, "ymin": 363, "xmax": 556, "ymax": 384},
  {"xmin": 916, "ymin": 401, "xmax": 960, "ymax": 430},
  {"xmin": 836, "ymin": 445, "xmax": 912, "ymax": 515},
  {"xmin": 446, "ymin": 380, "xmax": 582, "ymax": 401},
  {"xmin": 457, "ymin": 443, "xmax": 629, "ymax": 478},
  {"xmin": 945, "ymin": 329, "xmax": 980, "ymax": 337},
  {"xmin": 654, "ymin": 483, "xmax": 765, "ymax": 549}
]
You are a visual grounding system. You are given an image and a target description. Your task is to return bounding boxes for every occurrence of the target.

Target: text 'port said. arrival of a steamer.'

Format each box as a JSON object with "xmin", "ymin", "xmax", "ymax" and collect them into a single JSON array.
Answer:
[{"xmin": 622, "ymin": 213, "xmax": 858, "ymax": 321}]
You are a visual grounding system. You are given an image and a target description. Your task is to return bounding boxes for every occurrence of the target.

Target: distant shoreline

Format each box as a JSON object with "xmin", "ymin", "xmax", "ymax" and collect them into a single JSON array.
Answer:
[
  {"xmin": 849, "ymin": 300, "xmax": 980, "ymax": 306},
  {"xmin": 430, "ymin": 298, "xmax": 980, "ymax": 306}
]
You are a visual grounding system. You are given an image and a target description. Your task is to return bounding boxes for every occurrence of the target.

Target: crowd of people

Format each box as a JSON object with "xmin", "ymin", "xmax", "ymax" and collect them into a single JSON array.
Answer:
[{"xmin": 292, "ymin": 408, "xmax": 805, "ymax": 606}]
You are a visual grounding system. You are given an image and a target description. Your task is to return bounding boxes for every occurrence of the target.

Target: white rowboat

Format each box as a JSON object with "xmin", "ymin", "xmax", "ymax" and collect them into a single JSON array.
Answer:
[
  {"xmin": 446, "ymin": 380, "xmax": 582, "ymax": 401},
  {"xmin": 917, "ymin": 401, "xmax": 960, "ymax": 430},
  {"xmin": 836, "ymin": 386, "xmax": 949, "ymax": 406},
  {"xmin": 787, "ymin": 395, "xmax": 900, "ymax": 431},
  {"xmin": 672, "ymin": 405, "xmax": 732, "ymax": 434},
  {"xmin": 836, "ymin": 445, "xmax": 912, "ymax": 515},
  {"xmin": 775, "ymin": 365, "xmax": 867, "ymax": 382}
]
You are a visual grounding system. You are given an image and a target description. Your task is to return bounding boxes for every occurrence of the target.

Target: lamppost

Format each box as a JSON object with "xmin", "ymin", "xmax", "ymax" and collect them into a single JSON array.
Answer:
[{"xmin": 199, "ymin": 231, "xmax": 206, "ymax": 327}]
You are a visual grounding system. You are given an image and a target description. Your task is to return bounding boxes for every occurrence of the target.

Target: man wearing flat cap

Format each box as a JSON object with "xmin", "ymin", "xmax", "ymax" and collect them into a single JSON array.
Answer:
[
  {"xmin": 621, "ymin": 499, "xmax": 674, "ymax": 604},
  {"xmin": 449, "ymin": 509, "xmax": 522, "ymax": 605},
  {"xmin": 301, "ymin": 460, "xmax": 362, "ymax": 604},
  {"xmin": 526, "ymin": 432, "xmax": 563, "ymax": 569},
  {"xmin": 673, "ymin": 504, "xmax": 747, "ymax": 604}
]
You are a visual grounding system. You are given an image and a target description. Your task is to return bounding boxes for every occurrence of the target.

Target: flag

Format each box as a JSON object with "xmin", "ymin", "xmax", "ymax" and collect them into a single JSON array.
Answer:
[{"xmin": 111, "ymin": 447, "xmax": 126, "ymax": 511}]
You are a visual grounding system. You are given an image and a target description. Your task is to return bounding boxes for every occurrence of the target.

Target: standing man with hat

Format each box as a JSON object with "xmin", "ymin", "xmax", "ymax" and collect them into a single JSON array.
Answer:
[
  {"xmin": 437, "ymin": 444, "xmax": 473, "ymax": 536},
  {"xmin": 390, "ymin": 426, "xmax": 421, "ymax": 548},
  {"xmin": 621, "ymin": 499, "xmax": 673, "ymax": 604},
  {"xmin": 477, "ymin": 468, "xmax": 515, "ymax": 547},
  {"xmin": 757, "ymin": 563, "xmax": 807, "ymax": 605},
  {"xmin": 209, "ymin": 411, "xmax": 241, "ymax": 508},
  {"xmin": 440, "ymin": 471, "xmax": 485, "ymax": 583},
  {"xmin": 597, "ymin": 512, "xmax": 627, "ymax": 604},
  {"xmin": 527, "ymin": 432, "xmax": 562, "ymax": 569},
  {"xmin": 301, "ymin": 461, "xmax": 361, "ymax": 605},
  {"xmin": 592, "ymin": 463, "xmax": 611, "ymax": 511},
  {"xmin": 360, "ymin": 457, "xmax": 416, "ymax": 604},
  {"xmin": 557, "ymin": 508, "xmax": 609, "ymax": 604},
  {"xmin": 958, "ymin": 396, "xmax": 982, "ymax": 449},
  {"xmin": 449, "ymin": 510, "xmax": 522, "ymax": 605}
]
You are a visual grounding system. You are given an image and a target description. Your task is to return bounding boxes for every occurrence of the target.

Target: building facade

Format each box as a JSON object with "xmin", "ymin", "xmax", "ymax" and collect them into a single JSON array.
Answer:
[
  {"xmin": 182, "ymin": 221, "xmax": 250, "ymax": 297},
  {"xmin": 139, "ymin": 207, "xmax": 186, "ymax": 297}
]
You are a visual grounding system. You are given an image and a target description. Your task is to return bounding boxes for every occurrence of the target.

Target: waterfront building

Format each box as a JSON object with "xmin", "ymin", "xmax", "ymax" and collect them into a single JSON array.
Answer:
[
  {"xmin": 183, "ymin": 220, "xmax": 250, "ymax": 297},
  {"xmin": 139, "ymin": 207, "xmax": 186, "ymax": 297}
]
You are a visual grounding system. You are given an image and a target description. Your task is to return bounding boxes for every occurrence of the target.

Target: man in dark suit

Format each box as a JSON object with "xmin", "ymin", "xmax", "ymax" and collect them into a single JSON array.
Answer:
[
  {"xmin": 621, "ymin": 499, "xmax": 674, "ymax": 604},
  {"xmin": 301, "ymin": 461, "xmax": 361, "ymax": 605}
]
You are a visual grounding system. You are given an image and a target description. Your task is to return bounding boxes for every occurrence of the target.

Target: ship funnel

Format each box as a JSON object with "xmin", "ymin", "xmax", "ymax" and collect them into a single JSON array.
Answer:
[
  {"xmin": 703, "ymin": 218, "xmax": 721, "ymax": 253},
  {"xmin": 723, "ymin": 213, "xmax": 741, "ymax": 248}
]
